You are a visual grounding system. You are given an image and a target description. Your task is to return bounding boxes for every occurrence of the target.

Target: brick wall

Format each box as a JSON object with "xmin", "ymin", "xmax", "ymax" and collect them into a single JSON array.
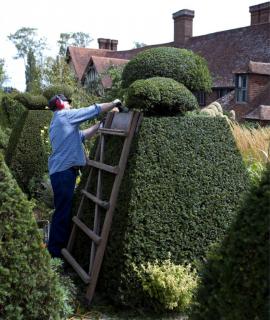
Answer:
[{"xmin": 248, "ymin": 74, "xmax": 270, "ymax": 103}]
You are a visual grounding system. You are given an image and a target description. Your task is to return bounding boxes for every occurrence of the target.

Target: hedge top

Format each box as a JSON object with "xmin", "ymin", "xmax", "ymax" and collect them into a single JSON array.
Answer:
[{"xmin": 121, "ymin": 47, "xmax": 212, "ymax": 92}]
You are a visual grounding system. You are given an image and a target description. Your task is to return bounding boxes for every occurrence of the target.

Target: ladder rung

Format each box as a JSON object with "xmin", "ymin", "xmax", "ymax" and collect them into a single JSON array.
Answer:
[
  {"xmin": 81, "ymin": 189, "xmax": 110, "ymax": 209},
  {"xmin": 99, "ymin": 128, "xmax": 127, "ymax": 136},
  {"xmin": 61, "ymin": 248, "xmax": 91, "ymax": 283},
  {"xmin": 87, "ymin": 159, "xmax": 119, "ymax": 174},
  {"xmin": 72, "ymin": 216, "xmax": 102, "ymax": 245}
]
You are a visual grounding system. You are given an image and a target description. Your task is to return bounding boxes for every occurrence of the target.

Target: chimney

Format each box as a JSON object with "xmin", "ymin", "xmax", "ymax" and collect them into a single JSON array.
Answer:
[
  {"xmin": 111, "ymin": 39, "xmax": 118, "ymax": 51},
  {"xmin": 98, "ymin": 38, "xmax": 108, "ymax": 49},
  {"xmin": 173, "ymin": 9, "xmax": 194, "ymax": 45},
  {"xmin": 98, "ymin": 38, "xmax": 118, "ymax": 50},
  {"xmin": 249, "ymin": 2, "xmax": 270, "ymax": 25}
]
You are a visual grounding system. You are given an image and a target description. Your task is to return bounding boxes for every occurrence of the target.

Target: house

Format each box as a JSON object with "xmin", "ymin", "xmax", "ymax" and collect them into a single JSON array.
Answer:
[{"xmin": 67, "ymin": 2, "xmax": 270, "ymax": 123}]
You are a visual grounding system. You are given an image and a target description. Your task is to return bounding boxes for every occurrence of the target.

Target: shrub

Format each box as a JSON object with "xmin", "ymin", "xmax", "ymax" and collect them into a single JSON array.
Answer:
[
  {"xmin": 121, "ymin": 47, "xmax": 212, "ymax": 92},
  {"xmin": 126, "ymin": 77, "xmax": 198, "ymax": 115},
  {"xmin": 191, "ymin": 164, "xmax": 270, "ymax": 320},
  {"xmin": 43, "ymin": 84, "xmax": 73, "ymax": 101},
  {"xmin": 0, "ymin": 153, "xmax": 74, "ymax": 319},
  {"xmin": 1, "ymin": 95, "xmax": 26, "ymax": 128},
  {"xmin": 0, "ymin": 126, "xmax": 10, "ymax": 151},
  {"xmin": 134, "ymin": 258, "xmax": 198, "ymax": 313},
  {"xmin": 5, "ymin": 110, "xmax": 52, "ymax": 193},
  {"xmin": 14, "ymin": 92, "xmax": 48, "ymax": 110},
  {"xmin": 74, "ymin": 116, "xmax": 249, "ymax": 308}
]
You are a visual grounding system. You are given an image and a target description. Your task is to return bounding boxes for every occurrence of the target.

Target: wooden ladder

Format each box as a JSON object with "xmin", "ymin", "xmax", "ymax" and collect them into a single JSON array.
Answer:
[{"xmin": 61, "ymin": 111, "xmax": 141, "ymax": 304}]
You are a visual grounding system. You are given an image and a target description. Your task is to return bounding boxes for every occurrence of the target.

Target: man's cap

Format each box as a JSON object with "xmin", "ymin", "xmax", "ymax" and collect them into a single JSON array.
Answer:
[{"xmin": 48, "ymin": 94, "xmax": 72, "ymax": 110}]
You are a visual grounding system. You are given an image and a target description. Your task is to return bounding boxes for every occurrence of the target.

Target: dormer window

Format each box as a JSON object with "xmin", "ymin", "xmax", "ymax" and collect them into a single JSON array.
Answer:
[{"xmin": 235, "ymin": 74, "xmax": 248, "ymax": 103}]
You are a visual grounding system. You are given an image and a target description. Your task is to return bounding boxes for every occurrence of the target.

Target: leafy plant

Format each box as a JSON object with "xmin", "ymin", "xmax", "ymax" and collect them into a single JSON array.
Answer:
[
  {"xmin": 191, "ymin": 164, "xmax": 270, "ymax": 320},
  {"xmin": 134, "ymin": 258, "xmax": 198, "ymax": 313},
  {"xmin": 122, "ymin": 47, "xmax": 212, "ymax": 92},
  {"xmin": 0, "ymin": 152, "xmax": 75, "ymax": 319},
  {"xmin": 126, "ymin": 77, "xmax": 198, "ymax": 116}
]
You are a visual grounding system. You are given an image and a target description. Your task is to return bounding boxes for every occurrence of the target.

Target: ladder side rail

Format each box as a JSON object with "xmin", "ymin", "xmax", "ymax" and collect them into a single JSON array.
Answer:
[
  {"xmin": 89, "ymin": 133, "xmax": 105, "ymax": 273},
  {"xmin": 86, "ymin": 112, "xmax": 140, "ymax": 302}
]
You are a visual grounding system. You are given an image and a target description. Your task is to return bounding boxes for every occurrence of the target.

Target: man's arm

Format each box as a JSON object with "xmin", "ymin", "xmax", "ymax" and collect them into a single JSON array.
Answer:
[
  {"xmin": 99, "ymin": 100, "xmax": 121, "ymax": 113},
  {"xmin": 81, "ymin": 123, "xmax": 100, "ymax": 140}
]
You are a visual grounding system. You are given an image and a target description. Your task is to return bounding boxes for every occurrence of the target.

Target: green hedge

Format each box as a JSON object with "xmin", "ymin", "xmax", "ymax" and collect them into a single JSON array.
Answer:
[
  {"xmin": 14, "ymin": 93, "xmax": 48, "ymax": 110},
  {"xmin": 5, "ymin": 110, "xmax": 52, "ymax": 193},
  {"xmin": 0, "ymin": 126, "xmax": 10, "ymax": 151},
  {"xmin": 1, "ymin": 95, "xmax": 26, "ymax": 129},
  {"xmin": 0, "ymin": 152, "xmax": 72, "ymax": 319},
  {"xmin": 74, "ymin": 116, "xmax": 249, "ymax": 307},
  {"xmin": 121, "ymin": 47, "xmax": 212, "ymax": 92},
  {"xmin": 43, "ymin": 84, "xmax": 73, "ymax": 100},
  {"xmin": 191, "ymin": 164, "xmax": 270, "ymax": 320},
  {"xmin": 126, "ymin": 77, "xmax": 198, "ymax": 115}
]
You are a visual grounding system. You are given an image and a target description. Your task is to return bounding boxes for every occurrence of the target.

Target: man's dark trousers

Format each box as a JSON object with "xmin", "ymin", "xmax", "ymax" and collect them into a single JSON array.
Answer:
[{"xmin": 48, "ymin": 167, "xmax": 77, "ymax": 258}]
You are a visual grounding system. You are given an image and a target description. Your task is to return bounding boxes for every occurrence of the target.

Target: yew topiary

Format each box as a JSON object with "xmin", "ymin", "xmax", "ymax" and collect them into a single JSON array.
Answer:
[
  {"xmin": 1, "ymin": 95, "xmax": 26, "ymax": 128},
  {"xmin": 43, "ymin": 84, "xmax": 73, "ymax": 101},
  {"xmin": 0, "ymin": 152, "xmax": 74, "ymax": 319},
  {"xmin": 191, "ymin": 164, "xmax": 270, "ymax": 320},
  {"xmin": 122, "ymin": 47, "xmax": 212, "ymax": 92},
  {"xmin": 5, "ymin": 110, "xmax": 52, "ymax": 193},
  {"xmin": 14, "ymin": 92, "xmax": 48, "ymax": 110},
  {"xmin": 126, "ymin": 77, "xmax": 199, "ymax": 115},
  {"xmin": 74, "ymin": 116, "xmax": 249, "ymax": 308}
]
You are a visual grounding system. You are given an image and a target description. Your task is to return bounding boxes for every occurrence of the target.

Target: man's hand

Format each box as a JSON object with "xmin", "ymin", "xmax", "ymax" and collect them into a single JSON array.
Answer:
[
  {"xmin": 113, "ymin": 99, "xmax": 129, "ymax": 113},
  {"xmin": 113, "ymin": 99, "xmax": 122, "ymax": 107}
]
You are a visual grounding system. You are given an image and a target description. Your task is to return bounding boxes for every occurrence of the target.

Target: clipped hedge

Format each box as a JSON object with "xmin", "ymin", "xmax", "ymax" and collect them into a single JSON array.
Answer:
[
  {"xmin": 121, "ymin": 47, "xmax": 212, "ymax": 92},
  {"xmin": 191, "ymin": 164, "xmax": 270, "ymax": 320},
  {"xmin": 43, "ymin": 84, "xmax": 73, "ymax": 100},
  {"xmin": 75, "ymin": 116, "xmax": 249, "ymax": 307},
  {"xmin": 0, "ymin": 153, "xmax": 72, "ymax": 319},
  {"xmin": 14, "ymin": 92, "xmax": 48, "ymax": 110},
  {"xmin": 1, "ymin": 95, "xmax": 26, "ymax": 128},
  {"xmin": 5, "ymin": 110, "xmax": 52, "ymax": 193},
  {"xmin": 0, "ymin": 126, "xmax": 10, "ymax": 151},
  {"xmin": 126, "ymin": 77, "xmax": 198, "ymax": 115}
]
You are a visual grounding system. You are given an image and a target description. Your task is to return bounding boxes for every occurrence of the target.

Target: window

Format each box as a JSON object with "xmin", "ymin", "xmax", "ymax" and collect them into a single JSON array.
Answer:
[
  {"xmin": 217, "ymin": 88, "xmax": 232, "ymax": 98},
  {"xmin": 235, "ymin": 75, "xmax": 248, "ymax": 103},
  {"xmin": 194, "ymin": 91, "xmax": 206, "ymax": 106}
]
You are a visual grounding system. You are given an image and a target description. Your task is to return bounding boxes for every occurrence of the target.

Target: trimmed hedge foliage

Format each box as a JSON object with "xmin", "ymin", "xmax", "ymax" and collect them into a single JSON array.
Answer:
[
  {"xmin": 1, "ymin": 95, "xmax": 26, "ymax": 128},
  {"xmin": 0, "ymin": 126, "xmax": 10, "ymax": 151},
  {"xmin": 43, "ymin": 84, "xmax": 73, "ymax": 100},
  {"xmin": 0, "ymin": 153, "xmax": 72, "ymax": 319},
  {"xmin": 121, "ymin": 47, "xmax": 212, "ymax": 92},
  {"xmin": 126, "ymin": 77, "xmax": 199, "ymax": 115},
  {"xmin": 191, "ymin": 164, "xmax": 270, "ymax": 320},
  {"xmin": 75, "ymin": 116, "xmax": 249, "ymax": 307},
  {"xmin": 5, "ymin": 110, "xmax": 52, "ymax": 193},
  {"xmin": 14, "ymin": 92, "xmax": 48, "ymax": 110}
]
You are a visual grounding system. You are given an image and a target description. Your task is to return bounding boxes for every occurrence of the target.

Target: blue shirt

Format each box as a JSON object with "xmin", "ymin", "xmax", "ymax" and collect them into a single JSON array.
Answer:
[{"xmin": 48, "ymin": 104, "xmax": 101, "ymax": 175}]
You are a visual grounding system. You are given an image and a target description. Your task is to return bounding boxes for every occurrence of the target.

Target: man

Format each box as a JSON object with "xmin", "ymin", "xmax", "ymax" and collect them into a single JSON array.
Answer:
[{"xmin": 47, "ymin": 94, "xmax": 122, "ymax": 258}]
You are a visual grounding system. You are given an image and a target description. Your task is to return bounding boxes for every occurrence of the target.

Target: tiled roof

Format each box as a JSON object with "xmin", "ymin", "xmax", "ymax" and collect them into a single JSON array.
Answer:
[
  {"xmin": 67, "ymin": 47, "xmax": 114, "ymax": 81},
  {"xmin": 244, "ymin": 105, "xmax": 270, "ymax": 120},
  {"xmin": 233, "ymin": 61, "xmax": 270, "ymax": 75},
  {"xmin": 83, "ymin": 56, "xmax": 129, "ymax": 88},
  {"xmin": 177, "ymin": 23, "xmax": 270, "ymax": 87},
  {"xmin": 68, "ymin": 23, "xmax": 270, "ymax": 88},
  {"xmin": 67, "ymin": 42, "xmax": 173, "ymax": 81}
]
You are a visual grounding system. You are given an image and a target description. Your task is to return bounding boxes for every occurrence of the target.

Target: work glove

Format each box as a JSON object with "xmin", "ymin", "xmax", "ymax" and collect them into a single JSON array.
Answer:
[
  {"xmin": 113, "ymin": 99, "xmax": 129, "ymax": 113},
  {"xmin": 113, "ymin": 99, "xmax": 122, "ymax": 107}
]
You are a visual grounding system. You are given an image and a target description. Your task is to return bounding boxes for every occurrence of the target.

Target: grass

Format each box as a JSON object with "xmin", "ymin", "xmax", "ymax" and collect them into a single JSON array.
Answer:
[{"xmin": 230, "ymin": 122, "xmax": 270, "ymax": 163}]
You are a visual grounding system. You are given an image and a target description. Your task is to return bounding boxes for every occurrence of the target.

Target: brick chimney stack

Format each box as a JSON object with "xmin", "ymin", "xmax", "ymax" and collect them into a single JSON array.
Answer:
[
  {"xmin": 173, "ymin": 9, "xmax": 195, "ymax": 45},
  {"xmin": 249, "ymin": 2, "xmax": 270, "ymax": 25},
  {"xmin": 97, "ymin": 38, "xmax": 118, "ymax": 50}
]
